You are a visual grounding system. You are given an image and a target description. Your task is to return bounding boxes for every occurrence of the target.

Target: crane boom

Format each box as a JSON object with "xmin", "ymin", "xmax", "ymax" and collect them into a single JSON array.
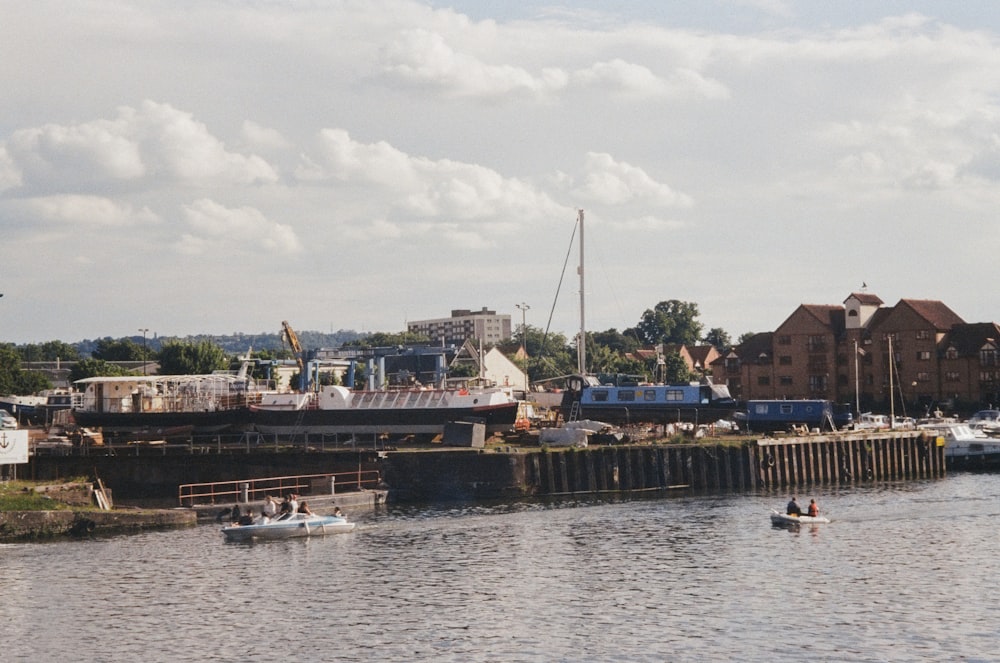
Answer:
[{"xmin": 281, "ymin": 320, "xmax": 305, "ymax": 372}]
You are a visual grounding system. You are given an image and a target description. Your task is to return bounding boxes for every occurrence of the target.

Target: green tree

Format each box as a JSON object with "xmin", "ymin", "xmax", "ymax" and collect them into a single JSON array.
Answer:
[
  {"xmin": 703, "ymin": 327, "xmax": 732, "ymax": 353},
  {"xmin": 663, "ymin": 350, "xmax": 694, "ymax": 383},
  {"xmin": 70, "ymin": 358, "xmax": 136, "ymax": 382},
  {"xmin": 590, "ymin": 328, "xmax": 641, "ymax": 355},
  {"xmin": 0, "ymin": 345, "xmax": 53, "ymax": 394},
  {"xmin": 157, "ymin": 340, "xmax": 229, "ymax": 375},
  {"xmin": 92, "ymin": 337, "xmax": 147, "ymax": 361},
  {"xmin": 630, "ymin": 300, "xmax": 703, "ymax": 346},
  {"xmin": 342, "ymin": 331, "xmax": 431, "ymax": 348},
  {"xmin": 17, "ymin": 341, "xmax": 80, "ymax": 362}
]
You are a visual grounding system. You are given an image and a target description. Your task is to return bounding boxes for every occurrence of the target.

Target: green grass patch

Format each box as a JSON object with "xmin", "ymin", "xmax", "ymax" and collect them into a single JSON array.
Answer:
[{"xmin": 0, "ymin": 480, "xmax": 88, "ymax": 511}]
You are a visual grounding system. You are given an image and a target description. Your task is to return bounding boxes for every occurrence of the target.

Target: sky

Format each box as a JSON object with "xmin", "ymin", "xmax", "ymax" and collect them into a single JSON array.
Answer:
[{"xmin": 3, "ymin": 1, "xmax": 1000, "ymax": 345}]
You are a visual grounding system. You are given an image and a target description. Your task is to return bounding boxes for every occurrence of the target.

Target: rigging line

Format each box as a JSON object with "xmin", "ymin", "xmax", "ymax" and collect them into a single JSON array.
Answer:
[
  {"xmin": 544, "ymin": 215, "xmax": 580, "ymax": 340},
  {"xmin": 592, "ymin": 235, "xmax": 631, "ymax": 333}
]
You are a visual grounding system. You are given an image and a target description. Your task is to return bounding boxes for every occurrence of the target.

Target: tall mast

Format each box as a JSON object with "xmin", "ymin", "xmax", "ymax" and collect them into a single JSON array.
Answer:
[{"xmin": 577, "ymin": 209, "xmax": 586, "ymax": 374}]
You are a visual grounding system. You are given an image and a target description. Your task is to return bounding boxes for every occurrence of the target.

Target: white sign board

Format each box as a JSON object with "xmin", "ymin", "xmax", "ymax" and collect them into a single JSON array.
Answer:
[{"xmin": 0, "ymin": 430, "xmax": 29, "ymax": 465}]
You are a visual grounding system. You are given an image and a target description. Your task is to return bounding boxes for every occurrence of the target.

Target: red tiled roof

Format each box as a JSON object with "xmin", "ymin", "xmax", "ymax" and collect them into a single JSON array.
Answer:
[
  {"xmin": 897, "ymin": 299, "xmax": 965, "ymax": 330},
  {"xmin": 845, "ymin": 292, "xmax": 884, "ymax": 306}
]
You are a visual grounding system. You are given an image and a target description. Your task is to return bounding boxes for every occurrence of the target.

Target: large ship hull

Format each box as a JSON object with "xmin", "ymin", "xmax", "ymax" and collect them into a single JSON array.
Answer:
[
  {"xmin": 251, "ymin": 402, "xmax": 519, "ymax": 436},
  {"xmin": 72, "ymin": 409, "xmax": 250, "ymax": 434}
]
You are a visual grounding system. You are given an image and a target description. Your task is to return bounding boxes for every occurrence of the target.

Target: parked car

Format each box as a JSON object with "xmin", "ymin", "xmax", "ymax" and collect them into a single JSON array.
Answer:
[{"xmin": 0, "ymin": 410, "xmax": 17, "ymax": 429}]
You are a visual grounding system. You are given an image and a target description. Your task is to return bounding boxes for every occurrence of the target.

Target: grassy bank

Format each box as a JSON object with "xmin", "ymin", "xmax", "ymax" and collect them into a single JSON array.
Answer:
[{"xmin": 0, "ymin": 479, "xmax": 94, "ymax": 511}]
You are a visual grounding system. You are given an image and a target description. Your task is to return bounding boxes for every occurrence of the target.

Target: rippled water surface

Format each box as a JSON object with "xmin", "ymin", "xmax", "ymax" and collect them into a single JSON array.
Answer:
[{"xmin": 3, "ymin": 473, "xmax": 1000, "ymax": 662}]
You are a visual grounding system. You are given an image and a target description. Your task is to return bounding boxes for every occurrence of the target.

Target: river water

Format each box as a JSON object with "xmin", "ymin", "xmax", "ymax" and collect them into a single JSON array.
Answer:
[{"xmin": 2, "ymin": 472, "xmax": 998, "ymax": 662}]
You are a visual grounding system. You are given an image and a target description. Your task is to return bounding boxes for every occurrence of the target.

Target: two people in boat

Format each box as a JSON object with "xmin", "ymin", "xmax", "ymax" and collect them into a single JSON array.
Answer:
[{"xmin": 786, "ymin": 497, "xmax": 820, "ymax": 517}]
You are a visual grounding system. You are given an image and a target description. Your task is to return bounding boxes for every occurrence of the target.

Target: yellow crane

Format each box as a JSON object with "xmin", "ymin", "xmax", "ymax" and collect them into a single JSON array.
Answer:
[{"xmin": 281, "ymin": 320, "xmax": 305, "ymax": 374}]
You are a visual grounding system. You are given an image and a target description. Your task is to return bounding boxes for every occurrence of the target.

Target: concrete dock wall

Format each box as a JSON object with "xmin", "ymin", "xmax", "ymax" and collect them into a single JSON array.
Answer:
[{"xmin": 24, "ymin": 432, "xmax": 945, "ymax": 503}]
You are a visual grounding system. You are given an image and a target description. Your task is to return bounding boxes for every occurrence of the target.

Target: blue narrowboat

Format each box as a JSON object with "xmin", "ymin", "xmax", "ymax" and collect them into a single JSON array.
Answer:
[
  {"xmin": 560, "ymin": 374, "xmax": 737, "ymax": 425},
  {"xmin": 740, "ymin": 399, "xmax": 852, "ymax": 433}
]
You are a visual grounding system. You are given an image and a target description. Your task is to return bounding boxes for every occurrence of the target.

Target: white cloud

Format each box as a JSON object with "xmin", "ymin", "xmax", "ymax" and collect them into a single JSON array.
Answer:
[
  {"xmin": 241, "ymin": 120, "xmax": 291, "ymax": 152},
  {"xmin": 379, "ymin": 28, "xmax": 564, "ymax": 98},
  {"xmin": 179, "ymin": 198, "xmax": 301, "ymax": 255},
  {"xmin": 25, "ymin": 194, "xmax": 159, "ymax": 226},
  {"xmin": 2, "ymin": 101, "xmax": 278, "ymax": 193},
  {"xmin": 0, "ymin": 147, "xmax": 22, "ymax": 191},
  {"xmin": 299, "ymin": 128, "xmax": 567, "ymax": 223},
  {"xmin": 575, "ymin": 153, "xmax": 693, "ymax": 208}
]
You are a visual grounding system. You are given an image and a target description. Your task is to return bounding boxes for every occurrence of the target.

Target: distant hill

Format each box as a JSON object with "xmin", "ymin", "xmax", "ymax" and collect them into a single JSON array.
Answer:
[{"xmin": 73, "ymin": 329, "xmax": 366, "ymax": 357}]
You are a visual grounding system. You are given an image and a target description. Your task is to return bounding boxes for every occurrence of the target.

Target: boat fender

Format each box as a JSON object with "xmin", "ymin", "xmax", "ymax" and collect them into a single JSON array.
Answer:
[
  {"xmin": 762, "ymin": 453, "xmax": 775, "ymax": 468},
  {"xmin": 865, "ymin": 467, "xmax": 874, "ymax": 480}
]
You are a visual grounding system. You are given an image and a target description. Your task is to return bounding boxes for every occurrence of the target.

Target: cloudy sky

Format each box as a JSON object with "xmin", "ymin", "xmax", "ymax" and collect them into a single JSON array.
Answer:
[{"xmin": 3, "ymin": 1, "xmax": 1000, "ymax": 345}]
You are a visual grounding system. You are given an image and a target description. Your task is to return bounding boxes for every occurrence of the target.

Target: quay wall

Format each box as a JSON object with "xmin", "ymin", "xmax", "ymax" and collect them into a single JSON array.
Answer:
[
  {"xmin": 385, "ymin": 430, "xmax": 945, "ymax": 501},
  {"xmin": 24, "ymin": 431, "xmax": 945, "ymax": 503},
  {"xmin": 26, "ymin": 450, "xmax": 385, "ymax": 500}
]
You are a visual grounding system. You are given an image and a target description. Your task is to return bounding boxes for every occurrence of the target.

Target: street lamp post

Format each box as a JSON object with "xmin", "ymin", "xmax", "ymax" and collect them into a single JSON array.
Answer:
[
  {"xmin": 515, "ymin": 302, "xmax": 530, "ymax": 397},
  {"xmin": 515, "ymin": 302, "xmax": 530, "ymax": 354},
  {"xmin": 138, "ymin": 328, "xmax": 149, "ymax": 375}
]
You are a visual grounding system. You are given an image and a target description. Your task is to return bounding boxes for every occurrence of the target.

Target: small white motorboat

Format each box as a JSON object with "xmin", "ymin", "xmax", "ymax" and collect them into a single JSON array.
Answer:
[
  {"xmin": 222, "ymin": 512, "xmax": 355, "ymax": 542},
  {"xmin": 770, "ymin": 509, "xmax": 830, "ymax": 526}
]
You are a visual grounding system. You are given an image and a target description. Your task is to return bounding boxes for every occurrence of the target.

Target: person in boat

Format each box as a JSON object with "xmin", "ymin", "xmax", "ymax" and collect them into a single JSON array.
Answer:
[
  {"xmin": 807, "ymin": 499, "xmax": 819, "ymax": 518},
  {"xmin": 333, "ymin": 506, "xmax": 343, "ymax": 518},
  {"xmin": 238, "ymin": 508, "xmax": 255, "ymax": 526},
  {"xmin": 786, "ymin": 497, "xmax": 802, "ymax": 516},
  {"xmin": 299, "ymin": 501, "xmax": 313, "ymax": 516},
  {"xmin": 288, "ymin": 493, "xmax": 299, "ymax": 514},
  {"xmin": 262, "ymin": 494, "xmax": 278, "ymax": 518},
  {"xmin": 278, "ymin": 495, "xmax": 292, "ymax": 516}
]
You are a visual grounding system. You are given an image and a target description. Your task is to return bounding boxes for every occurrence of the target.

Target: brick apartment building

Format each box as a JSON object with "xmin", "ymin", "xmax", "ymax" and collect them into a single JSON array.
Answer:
[{"xmin": 713, "ymin": 292, "xmax": 1000, "ymax": 415}]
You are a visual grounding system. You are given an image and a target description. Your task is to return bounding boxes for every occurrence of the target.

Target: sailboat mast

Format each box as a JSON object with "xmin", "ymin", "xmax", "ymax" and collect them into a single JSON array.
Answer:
[{"xmin": 577, "ymin": 209, "xmax": 586, "ymax": 374}]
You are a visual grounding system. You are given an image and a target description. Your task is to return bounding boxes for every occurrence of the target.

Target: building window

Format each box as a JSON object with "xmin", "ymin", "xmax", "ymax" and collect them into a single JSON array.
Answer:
[
  {"xmin": 777, "ymin": 335, "xmax": 791, "ymax": 345},
  {"xmin": 779, "ymin": 376, "xmax": 793, "ymax": 386},
  {"xmin": 945, "ymin": 371, "xmax": 960, "ymax": 382},
  {"xmin": 779, "ymin": 355, "xmax": 792, "ymax": 365},
  {"xmin": 808, "ymin": 375, "xmax": 827, "ymax": 392},
  {"xmin": 806, "ymin": 335, "xmax": 826, "ymax": 352},
  {"xmin": 916, "ymin": 351, "xmax": 931, "ymax": 361},
  {"xmin": 915, "ymin": 330, "xmax": 930, "ymax": 340},
  {"xmin": 916, "ymin": 372, "xmax": 930, "ymax": 382},
  {"xmin": 981, "ymin": 348, "xmax": 998, "ymax": 367},
  {"xmin": 945, "ymin": 347, "xmax": 959, "ymax": 360}
]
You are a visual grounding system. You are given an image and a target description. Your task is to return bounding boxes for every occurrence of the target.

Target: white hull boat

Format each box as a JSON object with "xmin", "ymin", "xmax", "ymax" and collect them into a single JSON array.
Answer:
[
  {"xmin": 222, "ymin": 512, "xmax": 355, "ymax": 541},
  {"xmin": 770, "ymin": 509, "xmax": 830, "ymax": 526}
]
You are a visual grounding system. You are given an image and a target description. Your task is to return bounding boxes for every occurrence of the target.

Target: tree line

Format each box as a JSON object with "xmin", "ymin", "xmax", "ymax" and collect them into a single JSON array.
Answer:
[{"xmin": 1, "ymin": 300, "xmax": 748, "ymax": 394}]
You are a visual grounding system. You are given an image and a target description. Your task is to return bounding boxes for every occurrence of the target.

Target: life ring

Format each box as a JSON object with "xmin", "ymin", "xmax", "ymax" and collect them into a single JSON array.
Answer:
[{"xmin": 761, "ymin": 453, "xmax": 775, "ymax": 469}]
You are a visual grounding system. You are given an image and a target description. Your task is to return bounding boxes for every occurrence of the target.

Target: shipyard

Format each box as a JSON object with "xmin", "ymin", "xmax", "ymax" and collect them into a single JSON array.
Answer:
[{"xmin": 7, "ymin": 3, "xmax": 1000, "ymax": 661}]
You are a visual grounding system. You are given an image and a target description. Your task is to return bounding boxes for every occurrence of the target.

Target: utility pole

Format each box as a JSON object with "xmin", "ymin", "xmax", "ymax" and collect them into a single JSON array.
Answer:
[
  {"xmin": 515, "ymin": 302, "xmax": 530, "ymax": 397},
  {"xmin": 515, "ymin": 302, "xmax": 530, "ymax": 354},
  {"xmin": 139, "ymin": 328, "xmax": 149, "ymax": 375}
]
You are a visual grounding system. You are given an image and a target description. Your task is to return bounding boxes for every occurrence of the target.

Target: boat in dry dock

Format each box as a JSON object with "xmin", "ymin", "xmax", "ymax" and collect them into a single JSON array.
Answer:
[
  {"xmin": 72, "ymin": 367, "xmax": 263, "ymax": 434},
  {"xmin": 250, "ymin": 384, "xmax": 520, "ymax": 438}
]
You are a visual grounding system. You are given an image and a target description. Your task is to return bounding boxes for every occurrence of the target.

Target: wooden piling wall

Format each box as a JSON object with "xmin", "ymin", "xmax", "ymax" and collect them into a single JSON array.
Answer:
[{"xmin": 527, "ymin": 431, "xmax": 944, "ymax": 496}]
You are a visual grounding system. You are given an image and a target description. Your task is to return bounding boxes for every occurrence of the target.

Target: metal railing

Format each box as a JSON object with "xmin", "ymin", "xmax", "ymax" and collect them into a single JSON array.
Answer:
[{"xmin": 177, "ymin": 469, "xmax": 381, "ymax": 506}]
